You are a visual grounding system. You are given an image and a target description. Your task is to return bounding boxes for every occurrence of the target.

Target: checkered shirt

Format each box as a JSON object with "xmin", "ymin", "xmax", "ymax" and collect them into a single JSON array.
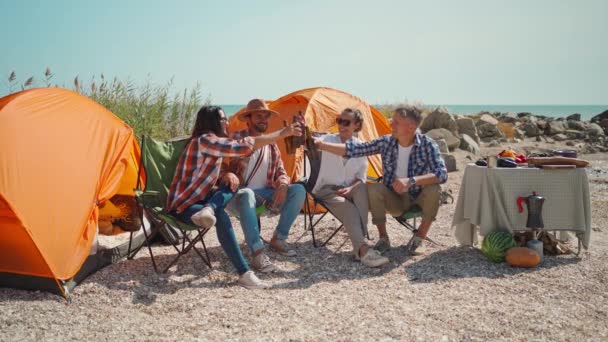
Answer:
[
  {"xmin": 345, "ymin": 133, "xmax": 448, "ymax": 198},
  {"xmin": 166, "ymin": 133, "xmax": 254, "ymax": 213}
]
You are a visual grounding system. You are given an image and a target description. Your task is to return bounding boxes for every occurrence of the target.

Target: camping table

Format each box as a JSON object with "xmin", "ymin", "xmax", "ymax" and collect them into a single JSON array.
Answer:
[{"xmin": 452, "ymin": 164, "xmax": 591, "ymax": 249}]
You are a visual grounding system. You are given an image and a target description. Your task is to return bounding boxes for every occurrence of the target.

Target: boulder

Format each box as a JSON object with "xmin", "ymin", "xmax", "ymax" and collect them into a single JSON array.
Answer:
[
  {"xmin": 566, "ymin": 113, "xmax": 581, "ymax": 121},
  {"xmin": 521, "ymin": 122, "xmax": 540, "ymax": 137},
  {"xmin": 553, "ymin": 134, "xmax": 568, "ymax": 141},
  {"xmin": 536, "ymin": 120, "xmax": 547, "ymax": 130},
  {"xmin": 498, "ymin": 112, "xmax": 518, "ymax": 123},
  {"xmin": 513, "ymin": 128, "xmax": 525, "ymax": 140},
  {"xmin": 426, "ymin": 128, "xmax": 460, "ymax": 151},
  {"xmin": 586, "ymin": 123, "xmax": 606, "ymax": 137},
  {"xmin": 564, "ymin": 130, "xmax": 585, "ymax": 140},
  {"xmin": 459, "ymin": 134, "xmax": 480, "ymax": 155},
  {"xmin": 420, "ymin": 107, "xmax": 459, "ymax": 137},
  {"xmin": 477, "ymin": 114, "xmax": 498, "ymax": 126},
  {"xmin": 544, "ymin": 121, "xmax": 567, "ymax": 135},
  {"xmin": 590, "ymin": 109, "xmax": 608, "ymax": 124},
  {"xmin": 477, "ymin": 121, "xmax": 504, "ymax": 139},
  {"xmin": 599, "ymin": 118, "xmax": 608, "ymax": 134},
  {"xmin": 566, "ymin": 120, "xmax": 586, "ymax": 131},
  {"xmin": 435, "ymin": 139, "xmax": 449, "ymax": 153},
  {"xmin": 441, "ymin": 153, "xmax": 457, "ymax": 172},
  {"xmin": 456, "ymin": 117, "xmax": 480, "ymax": 142}
]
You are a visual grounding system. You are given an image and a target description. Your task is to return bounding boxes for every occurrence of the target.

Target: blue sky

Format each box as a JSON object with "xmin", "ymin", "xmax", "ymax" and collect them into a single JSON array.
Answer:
[{"xmin": 1, "ymin": 0, "xmax": 606, "ymax": 104}]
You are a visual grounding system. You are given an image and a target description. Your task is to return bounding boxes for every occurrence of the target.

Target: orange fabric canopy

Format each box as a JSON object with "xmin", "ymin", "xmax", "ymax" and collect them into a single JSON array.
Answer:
[
  {"xmin": 228, "ymin": 87, "xmax": 391, "ymax": 181},
  {"xmin": 0, "ymin": 88, "xmax": 137, "ymax": 281}
]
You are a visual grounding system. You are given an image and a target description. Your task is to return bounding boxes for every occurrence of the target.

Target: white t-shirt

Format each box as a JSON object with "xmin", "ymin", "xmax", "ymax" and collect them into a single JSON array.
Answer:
[
  {"xmin": 395, "ymin": 144, "xmax": 413, "ymax": 179},
  {"xmin": 243, "ymin": 146, "xmax": 269, "ymax": 190},
  {"xmin": 312, "ymin": 134, "xmax": 368, "ymax": 194}
]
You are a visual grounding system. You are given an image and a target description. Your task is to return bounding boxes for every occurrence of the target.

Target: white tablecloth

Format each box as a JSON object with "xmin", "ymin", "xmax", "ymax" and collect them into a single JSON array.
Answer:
[{"xmin": 452, "ymin": 164, "xmax": 591, "ymax": 248}]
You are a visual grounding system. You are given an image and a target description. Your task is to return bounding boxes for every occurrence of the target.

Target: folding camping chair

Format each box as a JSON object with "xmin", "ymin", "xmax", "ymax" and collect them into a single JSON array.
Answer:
[
  {"xmin": 302, "ymin": 148, "xmax": 371, "ymax": 248},
  {"xmin": 372, "ymin": 176, "xmax": 454, "ymax": 246},
  {"xmin": 127, "ymin": 135, "xmax": 212, "ymax": 273}
]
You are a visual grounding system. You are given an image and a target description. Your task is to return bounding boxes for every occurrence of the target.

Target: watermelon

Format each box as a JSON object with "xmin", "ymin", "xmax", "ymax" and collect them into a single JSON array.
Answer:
[{"xmin": 481, "ymin": 231, "xmax": 517, "ymax": 263}]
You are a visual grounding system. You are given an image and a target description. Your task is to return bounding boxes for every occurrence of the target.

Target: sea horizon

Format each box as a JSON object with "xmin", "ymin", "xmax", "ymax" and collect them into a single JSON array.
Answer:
[{"xmin": 220, "ymin": 104, "xmax": 607, "ymax": 121}]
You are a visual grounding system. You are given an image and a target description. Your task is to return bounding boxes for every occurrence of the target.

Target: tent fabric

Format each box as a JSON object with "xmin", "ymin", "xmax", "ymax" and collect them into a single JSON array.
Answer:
[
  {"xmin": 228, "ymin": 87, "xmax": 392, "ymax": 182},
  {"xmin": 0, "ymin": 88, "xmax": 137, "ymax": 284}
]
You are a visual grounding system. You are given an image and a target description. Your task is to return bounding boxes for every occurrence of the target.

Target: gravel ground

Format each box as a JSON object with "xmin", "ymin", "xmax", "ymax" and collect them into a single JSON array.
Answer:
[{"xmin": 1, "ymin": 141, "xmax": 607, "ymax": 341}]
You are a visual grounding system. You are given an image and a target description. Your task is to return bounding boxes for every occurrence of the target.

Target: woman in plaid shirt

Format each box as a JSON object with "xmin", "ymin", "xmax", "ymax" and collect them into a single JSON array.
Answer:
[{"xmin": 166, "ymin": 105, "xmax": 301, "ymax": 289}]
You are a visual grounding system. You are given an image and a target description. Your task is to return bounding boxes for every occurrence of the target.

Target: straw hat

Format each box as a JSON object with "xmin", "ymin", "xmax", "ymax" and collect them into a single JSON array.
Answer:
[{"xmin": 237, "ymin": 98, "xmax": 279, "ymax": 122}]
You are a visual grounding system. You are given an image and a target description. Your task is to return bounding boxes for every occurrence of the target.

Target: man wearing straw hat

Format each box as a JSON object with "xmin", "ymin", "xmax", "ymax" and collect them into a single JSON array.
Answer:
[{"xmin": 222, "ymin": 99, "xmax": 306, "ymax": 273}]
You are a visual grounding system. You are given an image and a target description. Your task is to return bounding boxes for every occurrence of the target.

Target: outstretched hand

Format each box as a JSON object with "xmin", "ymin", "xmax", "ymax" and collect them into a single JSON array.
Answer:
[{"xmin": 282, "ymin": 122, "xmax": 303, "ymax": 137}]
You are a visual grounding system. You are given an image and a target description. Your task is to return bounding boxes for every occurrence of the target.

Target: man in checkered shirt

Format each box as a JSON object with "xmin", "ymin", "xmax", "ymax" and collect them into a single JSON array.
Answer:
[{"xmin": 315, "ymin": 104, "xmax": 448, "ymax": 256}]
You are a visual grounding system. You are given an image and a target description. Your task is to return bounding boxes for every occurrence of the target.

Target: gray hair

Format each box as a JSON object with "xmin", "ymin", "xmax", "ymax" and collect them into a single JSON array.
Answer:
[
  {"xmin": 394, "ymin": 104, "xmax": 424, "ymax": 125},
  {"xmin": 341, "ymin": 108, "xmax": 364, "ymax": 132}
]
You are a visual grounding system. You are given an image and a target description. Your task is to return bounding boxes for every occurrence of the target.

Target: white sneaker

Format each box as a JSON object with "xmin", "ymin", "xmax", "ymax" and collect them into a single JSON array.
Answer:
[
  {"xmin": 191, "ymin": 206, "xmax": 216, "ymax": 228},
  {"xmin": 238, "ymin": 271, "xmax": 269, "ymax": 289},
  {"xmin": 360, "ymin": 249, "xmax": 390, "ymax": 268},
  {"xmin": 251, "ymin": 252, "xmax": 277, "ymax": 273}
]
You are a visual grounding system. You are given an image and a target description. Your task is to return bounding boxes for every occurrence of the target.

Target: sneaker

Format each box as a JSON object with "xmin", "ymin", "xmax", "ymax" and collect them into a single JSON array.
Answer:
[
  {"xmin": 359, "ymin": 249, "xmax": 390, "ymax": 268},
  {"xmin": 191, "ymin": 206, "xmax": 216, "ymax": 228},
  {"xmin": 373, "ymin": 237, "xmax": 391, "ymax": 254},
  {"xmin": 238, "ymin": 271, "xmax": 269, "ymax": 289},
  {"xmin": 251, "ymin": 252, "xmax": 277, "ymax": 273},
  {"xmin": 269, "ymin": 238, "xmax": 297, "ymax": 257},
  {"xmin": 405, "ymin": 236, "xmax": 426, "ymax": 256}
]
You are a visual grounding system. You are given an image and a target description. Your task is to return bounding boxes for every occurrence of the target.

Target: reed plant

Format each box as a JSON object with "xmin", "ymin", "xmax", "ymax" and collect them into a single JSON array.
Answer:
[{"xmin": 3, "ymin": 68, "xmax": 205, "ymax": 140}]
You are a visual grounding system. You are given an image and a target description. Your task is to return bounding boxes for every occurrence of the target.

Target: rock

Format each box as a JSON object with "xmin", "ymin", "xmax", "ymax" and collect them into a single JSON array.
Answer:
[
  {"xmin": 590, "ymin": 109, "xmax": 608, "ymax": 124},
  {"xmin": 477, "ymin": 114, "xmax": 498, "ymax": 126},
  {"xmin": 426, "ymin": 128, "xmax": 460, "ymax": 151},
  {"xmin": 477, "ymin": 122, "xmax": 504, "ymax": 139},
  {"xmin": 566, "ymin": 120, "xmax": 586, "ymax": 131},
  {"xmin": 498, "ymin": 112, "xmax": 518, "ymax": 123},
  {"xmin": 441, "ymin": 153, "xmax": 457, "ymax": 172},
  {"xmin": 536, "ymin": 120, "xmax": 547, "ymax": 130},
  {"xmin": 564, "ymin": 130, "xmax": 585, "ymax": 140},
  {"xmin": 513, "ymin": 128, "xmax": 525, "ymax": 140},
  {"xmin": 586, "ymin": 123, "xmax": 606, "ymax": 137},
  {"xmin": 498, "ymin": 137, "xmax": 509, "ymax": 143},
  {"xmin": 566, "ymin": 113, "xmax": 581, "ymax": 121},
  {"xmin": 459, "ymin": 134, "xmax": 480, "ymax": 155},
  {"xmin": 420, "ymin": 107, "xmax": 459, "ymax": 137},
  {"xmin": 566, "ymin": 141, "xmax": 575, "ymax": 146},
  {"xmin": 456, "ymin": 117, "xmax": 480, "ymax": 142},
  {"xmin": 553, "ymin": 134, "xmax": 568, "ymax": 141},
  {"xmin": 545, "ymin": 121, "xmax": 567, "ymax": 135},
  {"xmin": 599, "ymin": 118, "xmax": 608, "ymax": 134},
  {"xmin": 521, "ymin": 122, "xmax": 541, "ymax": 137},
  {"xmin": 517, "ymin": 112, "xmax": 532, "ymax": 118},
  {"xmin": 435, "ymin": 139, "xmax": 449, "ymax": 153}
]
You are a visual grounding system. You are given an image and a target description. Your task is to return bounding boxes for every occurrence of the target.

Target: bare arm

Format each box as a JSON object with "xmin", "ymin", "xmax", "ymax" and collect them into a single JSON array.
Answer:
[
  {"xmin": 314, "ymin": 138, "xmax": 347, "ymax": 157},
  {"xmin": 252, "ymin": 122, "xmax": 301, "ymax": 150}
]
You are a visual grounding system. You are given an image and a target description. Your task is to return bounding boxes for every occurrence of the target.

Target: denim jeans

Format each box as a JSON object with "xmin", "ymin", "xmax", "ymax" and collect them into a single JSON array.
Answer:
[
  {"xmin": 174, "ymin": 187, "xmax": 250, "ymax": 275},
  {"xmin": 234, "ymin": 184, "xmax": 306, "ymax": 253}
]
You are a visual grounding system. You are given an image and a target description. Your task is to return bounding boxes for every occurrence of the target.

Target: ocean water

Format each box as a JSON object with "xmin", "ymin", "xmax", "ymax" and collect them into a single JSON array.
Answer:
[{"xmin": 220, "ymin": 104, "xmax": 607, "ymax": 120}]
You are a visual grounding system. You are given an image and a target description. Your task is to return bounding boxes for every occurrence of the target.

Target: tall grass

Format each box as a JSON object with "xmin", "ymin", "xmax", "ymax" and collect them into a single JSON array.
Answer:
[{"xmin": 3, "ymin": 68, "xmax": 206, "ymax": 140}]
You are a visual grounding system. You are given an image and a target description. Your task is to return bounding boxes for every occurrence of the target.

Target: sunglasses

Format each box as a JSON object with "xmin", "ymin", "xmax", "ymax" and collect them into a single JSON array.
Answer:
[{"xmin": 336, "ymin": 118, "xmax": 352, "ymax": 127}]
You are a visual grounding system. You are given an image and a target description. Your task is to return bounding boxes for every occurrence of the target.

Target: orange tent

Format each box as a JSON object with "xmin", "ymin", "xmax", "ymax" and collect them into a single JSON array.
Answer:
[
  {"xmin": 0, "ymin": 88, "xmax": 139, "ymax": 297},
  {"xmin": 228, "ymin": 87, "xmax": 392, "ymax": 181}
]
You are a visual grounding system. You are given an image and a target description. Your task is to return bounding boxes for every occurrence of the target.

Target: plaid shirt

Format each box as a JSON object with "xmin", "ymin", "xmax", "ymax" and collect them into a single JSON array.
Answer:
[
  {"xmin": 166, "ymin": 133, "xmax": 254, "ymax": 213},
  {"xmin": 345, "ymin": 132, "xmax": 448, "ymax": 198},
  {"xmin": 224, "ymin": 129, "xmax": 290, "ymax": 188}
]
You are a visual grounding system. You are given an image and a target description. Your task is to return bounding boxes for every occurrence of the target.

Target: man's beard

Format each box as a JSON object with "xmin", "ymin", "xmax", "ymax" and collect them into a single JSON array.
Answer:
[{"xmin": 253, "ymin": 123, "xmax": 268, "ymax": 133}]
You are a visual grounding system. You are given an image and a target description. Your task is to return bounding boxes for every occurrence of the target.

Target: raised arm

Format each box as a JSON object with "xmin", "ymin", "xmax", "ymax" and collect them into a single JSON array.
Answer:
[{"xmin": 252, "ymin": 122, "xmax": 301, "ymax": 150}]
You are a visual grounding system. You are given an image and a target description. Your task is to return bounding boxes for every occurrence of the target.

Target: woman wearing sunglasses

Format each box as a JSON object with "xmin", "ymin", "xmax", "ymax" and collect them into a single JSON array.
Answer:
[{"xmin": 311, "ymin": 108, "xmax": 389, "ymax": 268}]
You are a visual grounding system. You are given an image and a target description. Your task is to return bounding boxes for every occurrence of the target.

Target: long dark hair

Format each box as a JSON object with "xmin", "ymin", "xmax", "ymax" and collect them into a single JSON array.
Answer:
[{"xmin": 191, "ymin": 105, "xmax": 225, "ymax": 138}]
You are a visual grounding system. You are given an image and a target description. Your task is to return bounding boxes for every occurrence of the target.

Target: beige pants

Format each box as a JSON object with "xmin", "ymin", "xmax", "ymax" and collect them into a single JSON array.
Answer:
[
  {"xmin": 313, "ymin": 182, "xmax": 369, "ymax": 251},
  {"xmin": 368, "ymin": 183, "xmax": 441, "ymax": 225}
]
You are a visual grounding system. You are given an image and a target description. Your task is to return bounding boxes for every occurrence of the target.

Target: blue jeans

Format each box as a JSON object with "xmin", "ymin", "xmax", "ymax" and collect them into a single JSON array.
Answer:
[
  {"xmin": 234, "ymin": 184, "xmax": 306, "ymax": 253},
  {"xmin": 175, "ymin": 187, "xmax": 250, "ymax": 275}
]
